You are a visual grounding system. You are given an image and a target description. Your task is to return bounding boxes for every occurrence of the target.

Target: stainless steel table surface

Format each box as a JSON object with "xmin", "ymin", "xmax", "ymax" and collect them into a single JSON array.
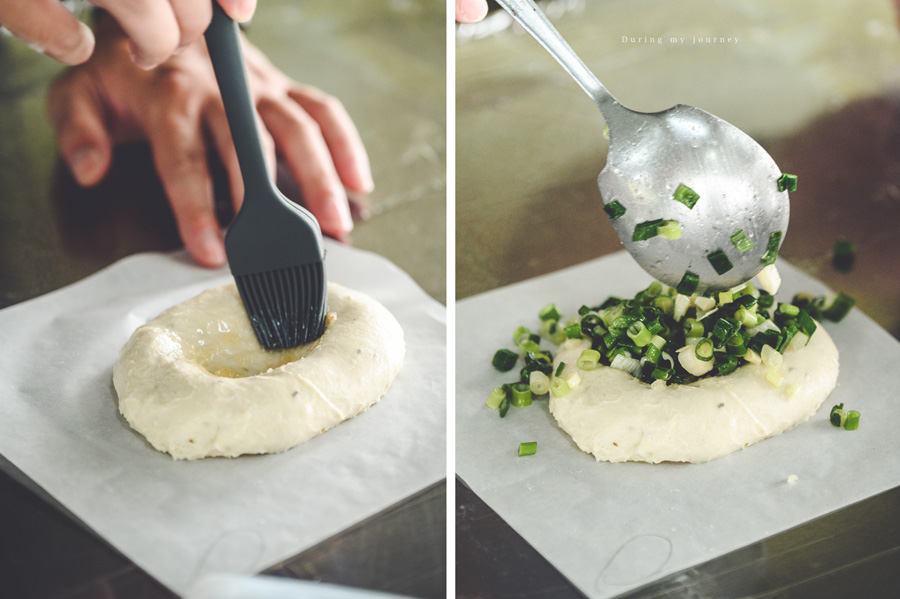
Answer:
[
  {"xmin": 0, "ymin": 1, "xmax": 445, "ymax": 598},
  {"xmin": 456, "ymin": 1, "xmax": 900, "ymax": 597}
]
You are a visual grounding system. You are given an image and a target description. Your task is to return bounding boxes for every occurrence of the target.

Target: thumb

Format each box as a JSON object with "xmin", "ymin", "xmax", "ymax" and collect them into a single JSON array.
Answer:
[
  {"xmin": 216, "ymin": 0, "xmax": 257, "ymax": 23},
  {"xmin": 47, "ymin": 75, "xmax": 113, "ymax": 187}
]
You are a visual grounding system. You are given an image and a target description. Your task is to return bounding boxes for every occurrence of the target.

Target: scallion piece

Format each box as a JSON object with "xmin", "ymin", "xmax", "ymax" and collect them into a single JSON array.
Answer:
[
  {"xmin": 715, "ymin": 354, "xmax": 738, "ymax": 376},
  {"xmin": 519, "ymin": 340, "xmax": 541, "ymax": 356},
  {"xmin": 658, "ymin": 220, "xmax": 682, "ymax": 239},
  {"xmin": 644, "ymin": 343, "xmax": 662, "ymax": 365},
  {"xmin": 498, "ymin": 396, "xmax": 511, "ymax": 418},
  {"xmin": 676, "ymin": 271, "xmax": 700, "ymax": 295},
  {"xmin": 555, "ymin": 362, "xmax": 566, "ymax": 377},
  {"xmin": 564, "ymin": 323, "xmax": 582, "ymax": 339},
  {"xmin": 513, "ymin": 326, "xmax": 531, "ymax": 346},
  {"xmin": 694, "ymin": 338, "xmax": 714, "ymax": 362},
  {"xmin": 718, "ymin": 290, "xmax": 734, "ymax": 305},
  {"xmin": 683, "ymin": 318, "xmax": 704, "ymax": 338},
  {"xmin": 653, "ymin": 295, "xmax": 674, "ymax": 315},
  {"xmin": 651, "ymin": 366, "xmax": 673, "ymax": 381},
  {"xmin": 832, "ymin": 237, "xmax": 856, "ymax": 272},
  {"xmin": 730, "ymin": 229, "xmax": 755, "ymax": 253},
  {"xmin": 726, "ymin": 334, "xmax": 747, "ymax": 356},
  {"xmin": 550, "ymin": 377, "xmax": 570, "ymax": 398},
  {"xmin": 632, "ymin": 218, "xmax": 665, "ymax": 242},
  {"xmin": 511, "ymin": 383, "xmax": 532, "ymax": 407},
  {"xmin": 845, "ymin": 410, "xmax": 860, "ymax": 431},
  {"xmin": 707, "ymin": 249, "xmax": 734, "ymax": 275},
  {"xmin": 830, "ymin": 403, "xmax": 846, "ymax": 427},
  {"xmin": 539, "ymin": 303, "xmax": 562, "ymax": 322},
  {"xmin": 492, "ymin": 349, "xmax": 519, "ymax": 372},
  {"xmin": 761, "ymin": 231, "xmax": 783, "ymax": 265},
  {"xmin": 777, "ymin": 173, "xmax": 798, "ymax": 192},
  {"xmin": 823, "ymin": 292, "xmax": 855, "ymax": 322},
  {"xmin": 777, "ymin": 303, "xmax": 800, "ymax": 317},
  {"xmin": 577, "ymin": 349, "xmax": 602, "ymax": 371},
  {"xmin": 603, "ymin": 200, "xmax": 626, "ymax": 220},
  {"xmin": 673, "ymin": 183, "xmax": 700, "ymax": 209},
  {"xmin": 529, "ymin": 371, "xmax": 550, "ymax": 395},
  {"xmin": 518, "ymin": 441, "xmax": 538, "ymax": 457},
  {"xmin": 486, "ymin": 387, "xmax": 506, "ymax": 409},
  {"xmin": 626, "ymin": 321, "xmax": 652, "ymax": 347}
]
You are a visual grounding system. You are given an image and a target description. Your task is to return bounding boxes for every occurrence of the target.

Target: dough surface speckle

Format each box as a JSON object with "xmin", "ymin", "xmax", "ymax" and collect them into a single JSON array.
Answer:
[
  {"xmin": 113, "ymin": 282, "xmax": 404, "ymax": 460},
  {"xmin": 549, "ymin": 323, "xmax": 839, "ymax": 464}
]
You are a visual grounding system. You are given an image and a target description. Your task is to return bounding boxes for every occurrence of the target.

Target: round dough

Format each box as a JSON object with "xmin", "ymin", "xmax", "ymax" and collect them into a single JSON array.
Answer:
[
  {"xmin": 549, "ymin": 324, "xmax": 839, "ymax": 463},
  {"xmin": 113, "ymin": 282, "xmax": 404, "ymax": 460}
]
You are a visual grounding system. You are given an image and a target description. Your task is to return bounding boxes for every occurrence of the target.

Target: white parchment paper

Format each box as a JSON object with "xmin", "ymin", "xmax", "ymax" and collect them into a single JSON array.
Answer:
[
  {"xmin": 456, "ymin": 252, "xmax": 900, "ymax": 599},
  {"xmin": 0, "ymin": 241, "xmax": 445, "ymax": 596}
]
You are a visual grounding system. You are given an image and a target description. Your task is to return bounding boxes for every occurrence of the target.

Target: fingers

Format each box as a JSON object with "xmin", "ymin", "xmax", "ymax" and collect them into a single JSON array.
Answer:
[
  {"xmin": 0, "ymin": 0, "xmax": 94, "ymax": 65},
  {"xmin": 146, "ymin": 105, "xmax": 226, "ymax": 268},
  {"xmin": 257, "ymin": 97, "xmax": 353, "ymax": 238},
  {"xmin": 288, "ymin": 86, "xmax": 373, "ymax": 195},
  {"xmin": 46, "ymin": 72, "xmax": 113, "ymax": 187},
  {"xmin": 456, "ymin": 0, "xmax": 488, "ymax": 24},
  {"xmin": 203, "ymin": 100, "xmax": 244, "ymax": 211}
]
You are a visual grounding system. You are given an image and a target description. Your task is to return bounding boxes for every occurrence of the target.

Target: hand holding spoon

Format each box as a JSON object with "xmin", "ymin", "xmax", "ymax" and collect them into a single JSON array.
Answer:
[{"xmin": 494, "ymin": 0, "xmax": 789, "ymax": 293}]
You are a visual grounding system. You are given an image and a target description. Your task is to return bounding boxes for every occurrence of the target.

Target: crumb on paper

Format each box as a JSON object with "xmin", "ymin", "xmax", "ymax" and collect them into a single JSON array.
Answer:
[{"xmin": 787, "ymin": 474, "xmax": 799, "ymax": 484}]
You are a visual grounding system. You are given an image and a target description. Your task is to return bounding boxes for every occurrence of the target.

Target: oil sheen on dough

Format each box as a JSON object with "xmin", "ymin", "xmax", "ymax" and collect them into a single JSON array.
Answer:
[
  {"xmin": 549, "ymin": 325, "xmax": 838, "ymax": 463},
  {"xmin": 113, "ymin": 283, "xmax": 404, "ymax": 460}
]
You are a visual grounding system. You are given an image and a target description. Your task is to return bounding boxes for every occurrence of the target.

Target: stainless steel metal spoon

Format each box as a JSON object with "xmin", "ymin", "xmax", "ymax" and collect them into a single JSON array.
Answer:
[{"xmin": 494, "ymin": 0, "xmax": 789, "ymax": 293}]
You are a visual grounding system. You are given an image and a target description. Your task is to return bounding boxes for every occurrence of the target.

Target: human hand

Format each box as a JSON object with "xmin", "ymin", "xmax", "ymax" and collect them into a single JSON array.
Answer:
[
  {"xmin": 47, "ymin": 16, "xmax": 372, "ymax": 267},
  {"xmin": 456, "ymin": 0, "xmax": 488, "ymax": 24},
  {"xmin": 0, "ymin": 0, "xmax": 255, "ymax": 67}
]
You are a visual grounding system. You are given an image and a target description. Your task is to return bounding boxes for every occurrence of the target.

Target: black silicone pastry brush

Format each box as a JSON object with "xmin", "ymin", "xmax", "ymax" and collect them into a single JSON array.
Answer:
[{"xmin": 204, "ymin": 4, "xmax": 326, "ymax": 349}]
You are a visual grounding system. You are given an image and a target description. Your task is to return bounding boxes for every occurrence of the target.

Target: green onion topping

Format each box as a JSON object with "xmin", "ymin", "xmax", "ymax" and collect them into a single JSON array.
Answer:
[
  {"xmin": 823, "ymin": 292, "xmax": 855, "ymax": 322},
  {"xmin": 676, "ymin": 271, "xmax": 700, "ymax": 295},
  {"xmin": 673, "ymin": 183, "xmax": 700, "ymax": 209},
  {"xmin": 694, "ymin": 338, "xmax": 714, "ymax": 362},
  {"xmin": 777, "ymin": 173, "xmax": 798, "ymax": 192},
  {"xmin": 604, "ymin": 200, "xmax": 627, "ymax": 220},
  {"xmin": 707, "ymin": 249, "xmax": 734, "ymax": 275},
  {"xmin": 832, "ymin": 237, "xmax": 856, "ymax": 272},
  {"xmin": 845, "ymin": 410, "xmax": 860, "ymax": 431},
  {"xmin": 658, "ymin": 221, "xmax": 682, "ymax": 239},
  {"xmin": 633, "ymin": 219, "xmax": 665, "ymax": 242},
  {"xmin": 492, "ymin": 349, "xmax": 518, "ymax": 372},
  {"xmin": 539, "ymin": 303, "xmax": 562, "ymax": 322},
  {"xmin": 511, "ymin": 383, "xmax": 533, "ymax": 407},
  {"xmin": 518, "ymin": 441, "xmax": 538, "ymax": 457},
  {"xmin": 761, "ymin": 231, "xmax": 783, "ymax": 265},
  {"xmin": 730, "ymin": 229, "xmax": 755, "ymax": 253}
]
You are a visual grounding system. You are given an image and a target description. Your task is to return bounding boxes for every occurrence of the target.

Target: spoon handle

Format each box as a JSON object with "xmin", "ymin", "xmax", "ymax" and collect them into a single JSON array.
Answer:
[{"xmin": 493, "ymin": 0, "xmax": 616, "ymax": 109}]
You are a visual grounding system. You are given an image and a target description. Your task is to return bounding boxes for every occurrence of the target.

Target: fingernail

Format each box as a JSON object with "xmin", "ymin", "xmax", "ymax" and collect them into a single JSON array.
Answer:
[
  {"xmin": 348, "ymin": 192, "xmax": 372, "ymax": 221},
  {"xmin": 233, "ymin": 0, "xmax": 256, "ymax": 23},
  {"xmin": 69, "ymin": 147, "xmax": 104, "ymax": 186},
  {"xmin": 128, "ymin": 41, "xmax": 157, "ymax": 70},
  {"xmin": 198, "ymin": 229, "xmax": 227, "ymax": 267},
  {"xmin": 320, "ymin": 192, "xmax": 354, "ymax": 235}
]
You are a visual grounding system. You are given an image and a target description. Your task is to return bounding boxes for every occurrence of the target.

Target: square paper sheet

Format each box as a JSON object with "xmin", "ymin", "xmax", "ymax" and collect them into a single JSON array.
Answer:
[
  {"xmin": 0, "ymin": 241, "xmax": 445, "ymax": 595},
  {"xmin": 457, "ymin": 252, "xmax": 900, "ymax": 599}
]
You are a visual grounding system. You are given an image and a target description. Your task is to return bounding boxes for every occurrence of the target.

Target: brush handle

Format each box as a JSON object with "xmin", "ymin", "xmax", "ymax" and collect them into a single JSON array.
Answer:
[{"xmin": 205, "ymin": 3, "xmax": 272, "ymax": 198}]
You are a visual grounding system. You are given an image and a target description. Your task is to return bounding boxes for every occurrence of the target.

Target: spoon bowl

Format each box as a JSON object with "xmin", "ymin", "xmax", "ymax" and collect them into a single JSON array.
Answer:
[{"xmin": 494, "ymin": 0, "xmax": 789, "ymax": 292}]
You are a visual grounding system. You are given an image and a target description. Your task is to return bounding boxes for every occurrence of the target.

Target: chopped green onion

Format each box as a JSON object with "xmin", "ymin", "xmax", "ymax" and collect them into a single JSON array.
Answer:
[
  {"xmin": 715, "ymin": 354, "xmax": 738, "ymax": 376},
  {"xmin": 718, "ymin": 290, "xmax": 734, "ymax": 305},
  {"xmin": 778, "ymin": 303, "xmax": 800, "ymax": 316},
  {"xmin": 730, "ymin": 229, "xmax": 755, "ymax": 253},
  {"xmin": 651, "ymin": 366, "xmax": 673, "ymax": 381},
  {"xmin": 653, "ymin": 295, "xmax": 674, "ymax": 315},
  {"xmin": 658, "ymin": 220, "xmax": 682, "ymax": 239},
  {"xmin": 539, "ymin": 303, "xmax": 562, "ymax": 322},
  {"xmin": 676, "ymin": 271, "xmax": 700, "ymax": 295},
  {"xmin": 785, "ymin": 382, "xmax": 801, "ymax": 400},
  {"xmin": 492, "ymin": 349, "xmax": 518, "ymax": 372},
  {"xmin": 626, "ymin": 321, "xmax": 652, "ymax": 347},
  {"xmin": 832, "ymin": 237, "xmax": 856, "ymax": 272},
  {"xmin": 796, "ymin": 309, "xmax": 818, "ymax": 337},
  {"xmin": 511, "ymin": 383, "xmax": 532, "ymax": 407},
  {"xmin": 519, "ymin": 340, "xmax": 541, "ymax": 356},
  {"xmin": 683, "ymin": 318, "xmax": 704, "ymax": 338},
  {"xmin": 673, "ymin": 183, "xmax": 700, "ymax": 209},
  {"xmin": 564, "ymin": 323, "xmax": 582, "ymax": 339},
  {"xmin": 644, "ymin": 343, "xmax": 661, "ymax": 365},
  {"xmin": 711, "ymin": 317, "xmax": 739, "ymax": 348},
  {"xmin": 603, "ymin": 200, "xmax": 626, "ymax": 220},
  {"xmin": 757, "ymin": 264, "xmax": 782, "ymax": 295},
  {"xmin": 761, "ymin": 231, "xmax": 783, "ymax": 265},
  {"xmin": 555, "ymin": 362, "xmax": 566, "ymax": 377},
  {"xmin": 529, "ymin": 371, "xmax": 550, "ymax": 395},
  {"xmin": 777, "ymin": 173, "xmax": 798, "ymax": 192},
  {"xmin": 758, "ymin": 293, "xmax": 775, "ymax": 309},
  {"xmin": 694, "ymin": 296, "xmax": 716, "ymax": 312},
  {"xmin": 830, "ymin": 403, "xmax": 846, "ymax": 427},
  {"xmin": 486, "ymin": 387, "xmax": 506, "ymax": 409},
  {"xmin": 707, "ymin": 249, "xmax": 734, "ymax": 275},
  {"xmin": 550, "ymin": 377, "xmax": 570, "ymax": 398},
  {"xmin": 577, "ymin": 349, "xmax": 602, "ymax": 371},
  {"xmin": 518, "ymin": 441, "xmax": 538, "ymax": 457},
  {"xmin": 765, "ymin": 368, "xmax": 784, "ymax": 388},
  {"xmin": 761, "ymin": 344, "xmax": 783, "ymax": 370},
  {"xmin": 632, "ymin": 218, "xmax": 665, "ymax": 241},
  {"xmin": 694, "ymin": 338, "xmax": 714, "ymax": 362},
  {"xmin": 845, "ymin": 410, "xmax": 860, "ymax": 431},
  {"xmin": 513, "ymin": 326, "xmax": 531, "ymax": 346},
  {"xmin": 726, "ymin": 334, "xmax": 747, "ymax": 356},
  {"xmin": 735, "ymin": 307, "xmax": 757, "ymax": 328},
  {"xmin": 823, "ymin": 292, "xmax": 855, "ymax": 322},
  {"xmin": 499, "ymin": 396, "xmax": 511, "ymax": 418}
]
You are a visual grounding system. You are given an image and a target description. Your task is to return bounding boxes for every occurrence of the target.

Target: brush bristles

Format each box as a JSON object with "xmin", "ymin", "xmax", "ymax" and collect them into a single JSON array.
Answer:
[{"xmin": 234, "ymin": 263, "xmax": 326, "ymax": 350}]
